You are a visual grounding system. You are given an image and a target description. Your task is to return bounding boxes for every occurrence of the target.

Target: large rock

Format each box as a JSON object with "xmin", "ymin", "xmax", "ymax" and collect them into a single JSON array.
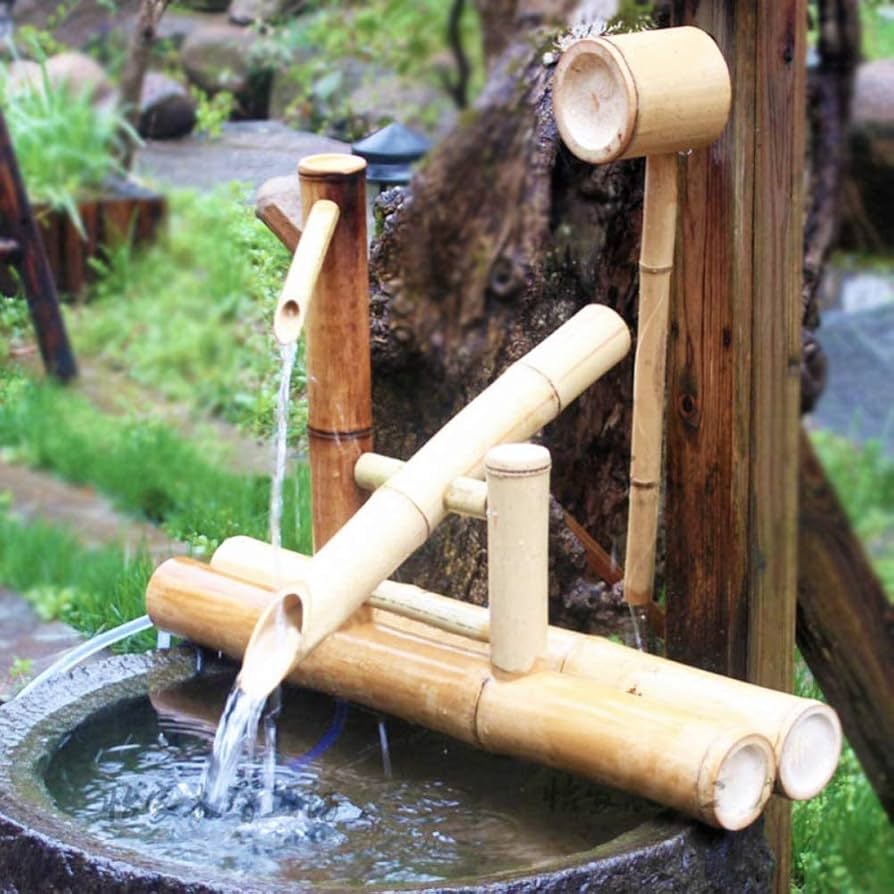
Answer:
[
  {"xmin": 46, "ymin": 51, "xmax": 114, "ymax": 102},
  {"xmin": 228, "ymin": 0, "xmax": 303, "ymax": 25},
  {"xmin": 139, "ymin": 71, "xmax": 197, "ymax": 140},
  {"xmin": 843, "ymin": 60, "xmax": 894, "ymax": 249},
  {"xmin": 13, "ymin": 0, "xmax": 140, "ymax": 49},
  {"xmin": 181, "ymin": 21, "xmax": 269, "ymax": 115}
]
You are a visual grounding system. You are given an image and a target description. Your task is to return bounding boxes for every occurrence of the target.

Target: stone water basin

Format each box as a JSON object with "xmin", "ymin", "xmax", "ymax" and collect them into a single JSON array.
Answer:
[{"xmin": 0, "ymin": 648, "xmax": 773, "ymax": 892}]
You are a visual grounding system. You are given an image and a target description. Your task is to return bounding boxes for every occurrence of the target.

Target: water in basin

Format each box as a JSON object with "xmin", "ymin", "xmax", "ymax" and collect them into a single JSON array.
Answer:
[{"xmin": 44, "ymin": 670, "xmax": 658, "ymax": 887}]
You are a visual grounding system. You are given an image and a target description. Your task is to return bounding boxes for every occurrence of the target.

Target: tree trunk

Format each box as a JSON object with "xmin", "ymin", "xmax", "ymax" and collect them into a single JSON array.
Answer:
[
  {"xmin": 370, "ymin": 32, "xmax": 641, "ymax": 633},
  {"xmin": 118, "ymin": 0, "xmax": 172, "ymax": 170}
]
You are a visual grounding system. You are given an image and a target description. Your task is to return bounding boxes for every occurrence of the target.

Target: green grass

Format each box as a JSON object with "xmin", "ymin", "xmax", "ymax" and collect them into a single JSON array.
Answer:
[
  {"xmin": 0, "ymin": 367, "xmax": 312, "ymax": 556},
  {"xmin": 1, "ymin": 64, "xmax": 134, "ymax": 231},
  {"xmin": 0, "ymin": 504, "xmax": 157, "ymax": 652},
  {"xmin": 67, "ymin": 187, "xmax": 301, "ymax": 441}
]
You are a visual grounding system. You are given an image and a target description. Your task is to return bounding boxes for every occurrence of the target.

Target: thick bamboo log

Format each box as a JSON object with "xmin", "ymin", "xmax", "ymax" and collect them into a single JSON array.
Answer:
[
  {"xmin": 299, "ymin": 154, "xmax": 372, "ymax": 549},
  {"xmin": 238, "ymin": 304, "xmax": 630, "ymax": 700},
  {"xmin": 273, "ymin": 198, "xmax": 339, "ymax": 345},
  {"xmin": 485, "ymin": 444, "xmax": 551, "ymax": 674},
  {"xmin": 211, "ymin": 536, "xmax": 841, "ymax": 801},
  {"xmin": 355, "ymin": 452, "xmax": 488, "ymax": 518},
  {"xmin": 146, "ymin": 557, "xmax": 775, "ymax": 829}
]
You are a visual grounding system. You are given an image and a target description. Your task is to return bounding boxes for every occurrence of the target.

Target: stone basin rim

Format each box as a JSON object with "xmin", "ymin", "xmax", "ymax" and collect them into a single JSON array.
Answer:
[{"xmin": 0, "ymin": 647, "xmax": 772, "ymax": 894}]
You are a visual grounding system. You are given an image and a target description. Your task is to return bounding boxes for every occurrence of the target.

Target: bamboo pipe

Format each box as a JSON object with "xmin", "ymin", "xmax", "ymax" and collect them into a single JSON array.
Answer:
[
  {"xmin": 212, "ymin": 537, "xmax": 842, "ymax": 801},
  {"xmin": 146, "ymin": 557, "xmax": 775, "ymax": 829},
  {"xmin": 553, "ymin": 28, "xmax": 732, "ymax": 606},
  {"xmin": 485, "ymin": 444, "xmax": 551, "ymax": 674},
  {"xmin": 272, "ymin": 199, "xmax": 340, "ymax": 345},
  {"xmin": 238, "ymin": 304, "xmax": 630, "ymax": 700},
  {"xmin": 355, "ymin": 452, "xmax": 488, "ymax": 518},
  {"xmin": 299, "ymin": 153, "xmax": 372, "ymax": 550}
]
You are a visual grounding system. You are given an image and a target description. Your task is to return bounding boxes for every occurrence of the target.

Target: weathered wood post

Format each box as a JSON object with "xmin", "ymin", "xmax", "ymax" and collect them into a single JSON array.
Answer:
[{"xmin": 665, "ymin": 2, "xmax": 806, "ymax": 890}]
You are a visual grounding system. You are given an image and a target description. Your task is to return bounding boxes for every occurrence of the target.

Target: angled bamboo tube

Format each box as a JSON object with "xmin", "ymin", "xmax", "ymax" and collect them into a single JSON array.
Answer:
[
  {"xmin": 212, "ymin": 536, "xmax": 841, "ymax": 801},
  {"xmin": 355, "ymin": 452, "xmax": 488, "ymax": 518},
  {"xmin": 554, "ymin": 28, "xmax": 731, "ymax": 606},
  {"xmin": 300, "ymin": 153, "xmax": 372, "ymax": 549},
  {"xmin": 146, "ymin": 557, "xmax": 775, "ymax": 829},
  {"xmin": 485, "ymin": 444, "xmax": 551, "ymax": 674},
  {"xmin": 238, "ymin": 304, "xmax": 630, "ymax": 700},
  {"xmin": 273, "ymin": 198, "xmax": 340, "ymax": 345}
]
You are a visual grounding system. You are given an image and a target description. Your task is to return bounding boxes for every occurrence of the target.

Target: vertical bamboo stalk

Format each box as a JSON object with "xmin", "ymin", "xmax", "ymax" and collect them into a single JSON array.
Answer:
[
  {"xmin": 485, "ymin": 443, "xmax": 551, "ymax": 674},
  {"xmin": 623, "ymin": 153, "xmax": 678, "ymax": 605},
  {"xmin": 299, "ymin": 154, "xmax": 372, "ymax": 549}
]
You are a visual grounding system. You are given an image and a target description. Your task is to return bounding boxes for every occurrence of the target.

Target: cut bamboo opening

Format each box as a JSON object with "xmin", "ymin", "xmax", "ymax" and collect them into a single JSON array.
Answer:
[
  {"xmin": 146, "ymin": 557, "xmax": 775, "ymax": 829},
  {"xmin": 238, "ymin": 304, "xmax": 630, "ymax": 700},
  {"xmin": 485, "ymin": 444, "xmax": 551, "ymax": 674},
  {"xmin": 355, "ymin": 452, "xmax": 488, "ymax": 518},
  {"xmin": 272, "ymin": 198, "xmax": 340, "ymax": 345},
  {"xmin": 211, "ymin": 536, "xmax": 841, "ymax": 801}
]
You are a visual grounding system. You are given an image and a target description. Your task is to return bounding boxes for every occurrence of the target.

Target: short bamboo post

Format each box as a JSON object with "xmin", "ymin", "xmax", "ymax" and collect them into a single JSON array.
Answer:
[
  {"xmin": 553, "ymin": 27, "xmax": 731, "ymax": 607},
  {"xmin": 485, "ymin": 444, "xmax": 551, "ymax": 674},
  {"xmin": 298, "ymin": 154, "xmax": 372, "ymax": 549}
]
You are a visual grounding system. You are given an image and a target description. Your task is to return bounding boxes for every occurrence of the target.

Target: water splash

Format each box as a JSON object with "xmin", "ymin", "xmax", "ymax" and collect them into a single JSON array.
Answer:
[
  {"xmin": 202, "ymin": 687, "xmax": 268, "ymax": 813},
  {"xmin": 627, "ymin": 603, "xmax": 645, "ymax": 652},
  {"xmin": 270, "ymin": 341, "xmax": 298, "ymax": 578}
]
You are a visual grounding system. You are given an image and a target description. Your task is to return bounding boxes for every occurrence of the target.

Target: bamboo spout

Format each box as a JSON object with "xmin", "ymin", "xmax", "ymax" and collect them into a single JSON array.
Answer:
[
  {"xmin": 273, "ymin": 198, "xmax": 340, "ymax": 345},
  {"xmin": 238, "ymin": 304, "xmax": 630, "ymax": 700},
  {"xmin": 553, "ymin": 27, "xmax": 731, "ymax": 608},
  {"xmin": 147, "ymin": 558, "xmax": 775, "ymax": 829}
]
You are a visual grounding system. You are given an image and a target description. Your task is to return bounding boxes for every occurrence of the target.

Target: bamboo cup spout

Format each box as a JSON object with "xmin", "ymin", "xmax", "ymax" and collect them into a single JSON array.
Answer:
[
  {"xmin": 146, "ymin": 557, "xmax": 775, "ymax": 829},
  {"xmin": 211, "ymin": 536, "xmax": 842, "ymax": 801},
  {"xmin": 554, "ymin": 27, "xmax": 731, "ymax": 609},
  {"xmin": 238, "ymin": 304, "xmax": 630, "ymax": 700},
  {"xmin": 273, "ymin": 198, "xmax": 340, "ymax": 345}
]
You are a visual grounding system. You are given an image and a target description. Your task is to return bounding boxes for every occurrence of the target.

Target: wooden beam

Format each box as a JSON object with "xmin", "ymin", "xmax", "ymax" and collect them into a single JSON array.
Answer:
[
  {"xmin": 0, "ymin": 109, "xmax": 77, "ymax": 382},
  {"xmin": 666, "ymin": 3, "xmax": 805, "ymax": 890},
  {"xmin": 798, "ymin": 430, "xmax": 894, "ymax": 820}
]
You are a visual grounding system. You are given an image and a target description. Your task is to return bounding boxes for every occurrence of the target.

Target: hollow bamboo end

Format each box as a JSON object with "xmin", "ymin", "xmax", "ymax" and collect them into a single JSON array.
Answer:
[
  {"xmin": 777, "ymin": 704, "xmax": 842, "ymax": 800},
  {"xmin": 238, "ymin": 587, "xmax": 308, "ymax": 701},
  {"xmin": 554, "ymin": 37, "xmax": 637, "ymax": 165},
  {"xmin": 273, "ymin": 298, "xmax": 302, "ymax": 345},
  {"xmin": 298, "ymin": 153, "xmax": 367, "ymax": 179},
  {"xmin": 710, "ymin": 734, "xmax": 775, "ymax": 831}
]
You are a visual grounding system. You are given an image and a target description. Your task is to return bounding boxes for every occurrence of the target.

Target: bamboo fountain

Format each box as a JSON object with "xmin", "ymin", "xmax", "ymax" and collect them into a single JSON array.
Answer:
[
  {"xmin": 0, "ymin": 25, "xmax": 843, "ymax": 894},
  {"xmin": 145, "ymin": 27, "xmax": 841, "ymax": 837}
]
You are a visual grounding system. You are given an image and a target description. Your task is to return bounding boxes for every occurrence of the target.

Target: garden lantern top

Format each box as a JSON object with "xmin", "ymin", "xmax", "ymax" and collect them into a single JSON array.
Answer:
[{"xmin": 351, "ymin": 122, "xmax": 431, "ymax": 187}]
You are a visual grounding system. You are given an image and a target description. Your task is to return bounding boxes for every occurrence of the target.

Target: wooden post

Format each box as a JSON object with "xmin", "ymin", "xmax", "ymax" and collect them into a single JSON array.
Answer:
[
  {"xmin": 665, "ymin": 2, "xmax": 806, "ymax": 890},
  {"xmin": 0, "ymin": 110, "xmax": 77, "ymax": 382},
  {"xmin": 298, "ymin": 154, "xmax": 372, "ymax": 549}
]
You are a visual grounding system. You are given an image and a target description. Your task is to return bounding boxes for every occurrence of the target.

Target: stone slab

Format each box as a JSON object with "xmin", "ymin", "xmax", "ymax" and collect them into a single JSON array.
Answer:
[{"xmin": 135, "ymin": 120, "xmax": 348, "ymax": 192}]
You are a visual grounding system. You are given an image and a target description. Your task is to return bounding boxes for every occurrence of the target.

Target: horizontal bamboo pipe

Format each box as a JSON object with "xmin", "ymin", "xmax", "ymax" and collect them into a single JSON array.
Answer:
[
  {"xmin": 355, "ymin": 452, "xmax": 488, "ymax": 518},
  {"xmin": 238, "ymin": 305, "xmax": 631, "ymax": 700},
  {"xmin": 273, "ymin": 198, "xmax": 339, "ymax": 345},
  {"xmin": 212, "ymin": 537, "xmax": 841, "ymax": 801},
  {"xmin": 146, "ymin": 558, "xmax": 774, "ymax": 829}
]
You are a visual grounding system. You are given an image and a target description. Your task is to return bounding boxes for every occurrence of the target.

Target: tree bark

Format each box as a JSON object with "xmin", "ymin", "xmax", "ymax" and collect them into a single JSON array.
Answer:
[{"xmin": 118, "ymin": 0, "xmax": 172, "ymax": 170}]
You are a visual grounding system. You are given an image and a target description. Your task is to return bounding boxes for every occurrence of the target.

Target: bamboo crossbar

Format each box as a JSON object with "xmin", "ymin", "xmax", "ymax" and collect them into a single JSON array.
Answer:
[
  {"xmin": 354, "ymin": 452, "xmax": 488, "ymax": 518},
  {"xmin": 147, "ymin": 557, "xmax": 774, "ymax": 829},
  {"xmin": 237, "ymin": 304, "xmax": 630, "ymax": 702},
  {"xmin": 210, "ymin": 536, "xmax": 840, "ymax": 801},
  {"xmin": 273, "ymin": 198, "xmax": 340, "ymax": 345}
]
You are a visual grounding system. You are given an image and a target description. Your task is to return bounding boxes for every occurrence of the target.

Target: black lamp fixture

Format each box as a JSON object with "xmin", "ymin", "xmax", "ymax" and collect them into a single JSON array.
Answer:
[{"xmin": 351, "ymin": 121, "xmax": 431, "ymax": 188}]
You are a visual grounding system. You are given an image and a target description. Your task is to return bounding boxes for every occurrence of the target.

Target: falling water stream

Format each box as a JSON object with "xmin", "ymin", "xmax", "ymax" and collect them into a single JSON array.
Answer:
[{"xmin": 204, "ymin": 341, "xmax": 298, "ymax": 810}]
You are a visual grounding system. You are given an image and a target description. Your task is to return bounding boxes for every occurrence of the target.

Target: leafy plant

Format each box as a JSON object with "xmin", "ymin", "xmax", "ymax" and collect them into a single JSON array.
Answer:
[
  {"xmin": 191, "ymin": 86, "xmax": 236, "ymax": 139},
  {"xmin": 70, "ymin": 187, "xmax": 300, "ymax": 440},
  {"xmin": 1, "ymin": 64, "xmax": 137, "ymax": 233}
]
